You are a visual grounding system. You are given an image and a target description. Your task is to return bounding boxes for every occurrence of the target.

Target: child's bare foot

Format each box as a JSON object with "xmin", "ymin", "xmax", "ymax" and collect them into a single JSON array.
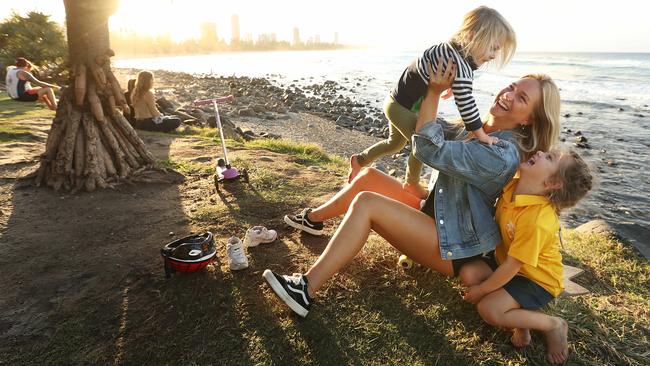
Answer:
[
  {"xmin": 510, "ymin": 328, "xmax": 531, "ymax": 348},
  {"xmin": 347, "ymin": 154, "xmax": 362, "ymax": 183},
  {"xmin": 403, "ymin": 182, "xmax": 429, "ymax": 199},
  {"xmin": 544, "ymin": 318, "xmax": 569, "ymax": 364}
]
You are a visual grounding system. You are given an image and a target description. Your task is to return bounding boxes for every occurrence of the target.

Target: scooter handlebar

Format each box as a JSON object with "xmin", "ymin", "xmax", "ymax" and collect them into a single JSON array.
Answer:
[{"xmin": 193, "ymin": 95, "xmax": 235, "ymax": 106}]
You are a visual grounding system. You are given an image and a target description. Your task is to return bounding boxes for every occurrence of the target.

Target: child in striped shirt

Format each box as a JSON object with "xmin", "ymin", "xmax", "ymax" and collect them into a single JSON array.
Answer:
[{"xmin": 349, "ymin": 6, "xmax": 517, "ymax": 198}]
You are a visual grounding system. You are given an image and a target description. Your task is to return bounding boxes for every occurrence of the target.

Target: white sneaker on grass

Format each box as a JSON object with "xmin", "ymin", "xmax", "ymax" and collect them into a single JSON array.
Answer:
[
  {"xmin": 227, "ymin": 236, "xmax": 248, "ymax": 270},
  {"xmin": 243, "ymin": 226, "xmax": 278, "ymax": 247}
]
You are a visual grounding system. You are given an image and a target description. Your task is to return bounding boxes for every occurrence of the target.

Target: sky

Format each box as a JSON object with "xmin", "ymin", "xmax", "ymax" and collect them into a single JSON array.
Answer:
[{"xmin": 1, "ymin": 0, "xmax": 649, "ymax": 52}]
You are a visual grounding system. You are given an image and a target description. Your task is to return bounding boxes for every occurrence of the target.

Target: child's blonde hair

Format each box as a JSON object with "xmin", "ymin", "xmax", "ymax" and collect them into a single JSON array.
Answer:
[
  {"xmin": 549, "ymin": 149, "xmax": 593, "ymax": 212},
  {"xmin": 132, "ymin": 70, "xmax": 154, "ymax": 105},
  {"xmin": 451, "ymin": 6, "xmax": 516, "ymax": 68}
]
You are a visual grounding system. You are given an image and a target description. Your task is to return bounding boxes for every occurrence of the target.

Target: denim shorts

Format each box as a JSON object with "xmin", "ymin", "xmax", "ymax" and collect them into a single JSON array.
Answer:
[{"xmin": 453, "ymin": 252, "xmax": 555, "ymax": 310}]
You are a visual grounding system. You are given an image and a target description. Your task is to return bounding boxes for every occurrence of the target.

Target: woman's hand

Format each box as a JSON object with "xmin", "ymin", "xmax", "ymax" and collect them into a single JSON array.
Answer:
[{"xmin": 427, "ymin": 58, "xmax": 455, "ymax": 95}]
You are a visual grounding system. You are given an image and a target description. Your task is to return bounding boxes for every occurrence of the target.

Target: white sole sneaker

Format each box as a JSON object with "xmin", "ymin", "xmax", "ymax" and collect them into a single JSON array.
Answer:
[
  {"xmin": 263, "ymin": 269, "xmax": 308, "ymax": 317},
  {"xmin": 244, "ymin": 229, "xmax": 277, "ymax": 247},
  {"xmin": 283, "ymin": 215, "xmax": 323, "ymax": 236}
]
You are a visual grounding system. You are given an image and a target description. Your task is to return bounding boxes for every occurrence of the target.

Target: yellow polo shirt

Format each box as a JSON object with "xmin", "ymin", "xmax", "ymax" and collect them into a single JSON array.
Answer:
[{"xmin": 494, "ymin": 178, "xmax": 564, "ymax": 297}]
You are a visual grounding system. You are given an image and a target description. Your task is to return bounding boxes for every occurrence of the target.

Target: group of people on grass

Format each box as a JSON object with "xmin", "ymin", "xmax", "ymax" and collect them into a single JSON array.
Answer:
[
  {"xmin": 263, "ymin": 6, "xmax": 593, "ymax": 365},
  {"xmin": 5, "ymin": 58, "xmax": 179, "ymax": 133},
  {"xmin": 5, "ymin": 5, "xmax": 595, "ymax": 364}
]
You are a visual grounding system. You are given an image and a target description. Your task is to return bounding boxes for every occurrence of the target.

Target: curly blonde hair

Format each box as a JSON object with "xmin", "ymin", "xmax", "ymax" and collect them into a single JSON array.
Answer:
[{"xmin": 451, "ymin": 6, "xmax": 516, "ymax": 68}]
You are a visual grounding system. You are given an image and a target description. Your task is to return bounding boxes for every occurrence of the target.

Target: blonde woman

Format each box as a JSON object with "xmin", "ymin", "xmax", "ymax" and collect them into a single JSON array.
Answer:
[
  {"xmin": 349, "ymin": 6, "xmax": 517, "ymax": 198},
  {"xmin": 5, "ymin": 58, "xmax": 59, "ymax": 110},
  {"xmin": 271, "ymin": 60, "xmax": 561, "ymax": 316},
  {"xmin": 131, "ymin": 71, "xmax": 181, "ymax": 133}
]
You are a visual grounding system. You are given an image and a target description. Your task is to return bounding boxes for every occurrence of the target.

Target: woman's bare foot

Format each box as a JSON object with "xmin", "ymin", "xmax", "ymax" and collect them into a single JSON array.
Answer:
[
  {"xmin": 403, "ymin": 182, "xmax": 429, "ymax": 199},
  {"xmin": 347, "ymin": 154, "xmax": 362, "ymax": 183},
  {"xmin": 544, "ymin": 318, "xmax": 569, "ymax": 364},
  {"xmin": 510, "ymin": 328, "xmax": 531, "ymax": 348}
]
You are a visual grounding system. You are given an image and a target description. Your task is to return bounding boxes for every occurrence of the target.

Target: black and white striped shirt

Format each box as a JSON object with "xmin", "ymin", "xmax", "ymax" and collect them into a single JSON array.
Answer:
[{"xmin": 390, "ymin": 42, "xmax": 482, "ymax": 132}]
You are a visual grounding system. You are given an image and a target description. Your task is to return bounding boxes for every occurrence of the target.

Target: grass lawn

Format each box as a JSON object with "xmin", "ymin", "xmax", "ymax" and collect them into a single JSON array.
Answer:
[
  {"xmin": 1, "ymin": 109, "xmax": 647, "ymax": 365},
  {"xmin": 0, "ymin": 93, "xmax": 54, "ymax": 122},
  {"xmin": 0, "ymin": 94, "xmax": 54, "ymax": 143}
]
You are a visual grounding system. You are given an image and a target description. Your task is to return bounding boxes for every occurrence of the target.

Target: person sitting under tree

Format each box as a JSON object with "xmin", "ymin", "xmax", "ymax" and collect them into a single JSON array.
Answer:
[{"xmin": 5, "ymin": 57, "xmax": 60, "ymax": 110}]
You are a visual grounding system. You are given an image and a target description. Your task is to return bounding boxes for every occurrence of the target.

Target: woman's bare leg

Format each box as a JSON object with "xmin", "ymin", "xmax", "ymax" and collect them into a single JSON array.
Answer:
[
  {"xmin": 309, "ymin": 168, "xmax": 423, "ymax": 222},
  {"xmin": 37, "ymin": 87, "xmax": 57, "ymax": 110},
  {"xmin": 305, "ymin": 191, "xmax": 453, "ymax": 294}
]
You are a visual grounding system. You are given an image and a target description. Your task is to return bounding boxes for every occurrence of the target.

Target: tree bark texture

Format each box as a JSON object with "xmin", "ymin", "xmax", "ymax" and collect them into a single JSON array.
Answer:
[{"xmin": 35, "ymin": 0, "xmax": 160, "ymax": 192}]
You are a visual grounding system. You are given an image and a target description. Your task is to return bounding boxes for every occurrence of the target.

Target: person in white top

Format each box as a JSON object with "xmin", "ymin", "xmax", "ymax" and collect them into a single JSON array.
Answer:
[{"xmin": 5, "ymin": 58, "xmax": 60, "ymax": 110}]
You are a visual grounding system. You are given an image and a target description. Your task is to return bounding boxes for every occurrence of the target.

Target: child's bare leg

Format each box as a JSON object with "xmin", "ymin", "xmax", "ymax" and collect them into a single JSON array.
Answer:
[
  {"xmin": 305, "ymin": 191, "xmax": 453, "ymax": 294},
  {"xmin": 477, "ymin": 289, "xmax": 568, "ymax": 364},
  {"xmin": 458, "ymin": 260, "xmax": 493, "ymax": 286},
  {"xmin": 309, "ymin": 168, "xmax": 422, "ymax": 222},
  {"xmin": 347, "ymin": 154, "xmax": 363, "ymax": 183},
  {"xmin": 511, "ymin": 328, "xmax": 531, "ymax": 348}
]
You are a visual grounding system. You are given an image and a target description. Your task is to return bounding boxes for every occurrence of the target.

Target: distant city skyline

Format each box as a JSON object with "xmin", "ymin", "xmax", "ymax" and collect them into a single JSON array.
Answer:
[{"xmin": 1, "ymin": 0, "xmax": 650, "ymax": 52}]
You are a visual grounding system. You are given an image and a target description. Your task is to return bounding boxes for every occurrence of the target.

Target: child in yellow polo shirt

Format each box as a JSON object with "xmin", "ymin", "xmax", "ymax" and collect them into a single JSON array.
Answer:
[{"xmin": 453, "ymin": 149, "xmax": 593, "ymax": 365}]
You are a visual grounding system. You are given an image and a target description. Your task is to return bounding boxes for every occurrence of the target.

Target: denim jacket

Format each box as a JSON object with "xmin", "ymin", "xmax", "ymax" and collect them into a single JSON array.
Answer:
[{"xmin": 412, "ymin": 120, "xmax": 520, "ymax": 260}]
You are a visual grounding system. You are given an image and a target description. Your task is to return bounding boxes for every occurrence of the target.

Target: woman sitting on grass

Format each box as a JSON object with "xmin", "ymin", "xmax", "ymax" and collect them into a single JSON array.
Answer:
[
  {"xmin": 263, "ymin": 63, "xmax": 586, "ymax": 363},
  {"xmin": 5, "ymin": 57, "xmax": 60, "ymax": 110},
  {"xmin": 131, "ymin": 71, "xmax": 181, "ymax": 133}
]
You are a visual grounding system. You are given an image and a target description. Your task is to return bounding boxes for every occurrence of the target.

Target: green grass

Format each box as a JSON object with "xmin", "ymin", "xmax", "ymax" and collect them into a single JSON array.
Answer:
[
  {"xmin": 0, "ymin": 122, "xmax": 40, "ymax": 143},
  {"xmin": 155, "ymin": 157, "xmax": 213, "ymax": 175},
  {"xmin": 0, "ymin": 93, "xmax": 54, "ymax": 122},
  {"xmin": 170, "ymin": 126, "xmax": 346, "ymax": 169},
  {"xmin": 2, "ymin": 133, "xmax": 648, "ymax": 365},
  {"xmin": 244, "ymin": 139, "xmax": 347, "ymax": 168}
]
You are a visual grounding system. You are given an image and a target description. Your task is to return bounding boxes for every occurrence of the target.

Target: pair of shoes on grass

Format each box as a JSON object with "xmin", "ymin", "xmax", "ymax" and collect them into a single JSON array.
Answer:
[{"xmin": 227, "ymin": 226, "xmax": 278, "ymax": 271}]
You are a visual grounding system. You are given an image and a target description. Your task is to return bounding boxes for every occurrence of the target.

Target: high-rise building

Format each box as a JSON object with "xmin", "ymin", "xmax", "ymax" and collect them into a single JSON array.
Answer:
[
  {"xmin": 293, "ymin": 27, "xmax": 301, "ymax": 46},
  {"xmin": 315, "ymin": 35, "xmax": 321, "ymax": 44},
  {"xmin": 199, "ymin": 22, "xmax": 218, "ymax": 50},
  {"xmin": 334, "ymin": 32, "xmax": 339, "ymax": 45},
  {"xmin": 231, "ymin": 14, "xmax": 240, "ymax": 44}
]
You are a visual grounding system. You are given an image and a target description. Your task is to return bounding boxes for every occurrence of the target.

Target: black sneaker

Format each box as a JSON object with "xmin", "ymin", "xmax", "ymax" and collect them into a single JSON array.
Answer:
[
  {"xmin": 263, "ymin": 270, "xmax": 313, "ymax": 317},
  {"xmin": 284, "ymin": 208, "xmax": 324, "ymax": 236}
]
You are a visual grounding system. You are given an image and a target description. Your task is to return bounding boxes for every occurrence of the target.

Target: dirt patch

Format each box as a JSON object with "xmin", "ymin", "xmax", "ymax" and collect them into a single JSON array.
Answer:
[
  {"xmin": 0, "ymin": 117, "xmax": 345, "ymax": 363},
  {"xmin": 0, "ymin": 118, "xmax": 50, "ymax": 177}
]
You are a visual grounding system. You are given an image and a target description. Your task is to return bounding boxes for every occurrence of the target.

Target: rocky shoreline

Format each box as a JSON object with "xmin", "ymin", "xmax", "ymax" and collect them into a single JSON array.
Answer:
[
  {"xmin": 114, "ymin": 68, "xmax": 645, "ymax": 258},
  {"xmin": 114, "ymin": 68, "xmax": 423, "ymax": 178}
]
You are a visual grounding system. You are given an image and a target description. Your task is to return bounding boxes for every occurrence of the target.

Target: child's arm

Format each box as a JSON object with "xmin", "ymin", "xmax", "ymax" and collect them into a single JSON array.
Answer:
[
  {"xmin": 463, "ymin": 255, "xmax": 522, "ymax": 304},
  {"xmin": 472, "ymin": 127, "xmax": 499, "ymax": 145},
  {"xmin": 415, "ymin": 59, "xmax": 456, "ymax": 133}
]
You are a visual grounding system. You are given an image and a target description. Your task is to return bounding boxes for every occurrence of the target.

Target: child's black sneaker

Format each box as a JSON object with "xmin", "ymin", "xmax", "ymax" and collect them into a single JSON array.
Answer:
[
  {"xmin": 284, "ymin": 208, "xmax": 324, "ymax": 236},
  {"xmin": 263, "ymin": 270, "xmax": 313, "ymax": 317}
]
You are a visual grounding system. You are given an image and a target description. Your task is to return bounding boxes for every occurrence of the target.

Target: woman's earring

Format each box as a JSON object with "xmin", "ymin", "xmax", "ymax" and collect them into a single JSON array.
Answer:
[{"xmin": 520, "ymin": 124, "xmax": 527, "ymax": 132}]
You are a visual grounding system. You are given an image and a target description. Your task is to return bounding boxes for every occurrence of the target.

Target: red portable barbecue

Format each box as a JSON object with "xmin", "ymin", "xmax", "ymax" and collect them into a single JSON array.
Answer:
[{"xmin": 161, "ymin": 232, "xmax": 216, "ymax": 278}]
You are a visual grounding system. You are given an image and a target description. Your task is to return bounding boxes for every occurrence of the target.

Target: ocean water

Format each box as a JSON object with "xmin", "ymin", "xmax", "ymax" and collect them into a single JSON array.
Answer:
[{"xmin": 114, "ymin": 50, "xmax": 650, "ymax": 254}]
